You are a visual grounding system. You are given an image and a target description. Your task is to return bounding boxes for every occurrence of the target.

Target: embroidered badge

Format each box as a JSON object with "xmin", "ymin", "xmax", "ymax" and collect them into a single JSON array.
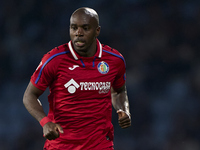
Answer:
[{"xmin": 97, "ymin": 61, "xmax": 109, "ymax": 74}]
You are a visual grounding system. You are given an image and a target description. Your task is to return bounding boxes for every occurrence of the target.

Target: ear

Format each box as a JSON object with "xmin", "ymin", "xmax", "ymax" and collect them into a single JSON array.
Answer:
[{"xmin": 95, "ymin": 26, "xmax": 101, "ymax": 37}]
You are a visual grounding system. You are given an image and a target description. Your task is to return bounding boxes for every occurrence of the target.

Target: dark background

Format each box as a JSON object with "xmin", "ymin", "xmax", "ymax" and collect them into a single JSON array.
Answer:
[{"xmin": 1, "ymin": 0, "xmax": 200, "ymax": 149}]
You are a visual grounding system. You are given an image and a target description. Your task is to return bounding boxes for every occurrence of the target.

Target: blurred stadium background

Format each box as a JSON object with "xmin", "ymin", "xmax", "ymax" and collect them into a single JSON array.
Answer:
[{"xmin": 1, "ymin": 0, "xmax": 200, "ymax": 149}]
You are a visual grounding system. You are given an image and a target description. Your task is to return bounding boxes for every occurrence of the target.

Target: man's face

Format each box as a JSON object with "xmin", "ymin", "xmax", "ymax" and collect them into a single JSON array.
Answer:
[{"xmin": 69, "ymin": 13, "xmax": 100, "ymax": 54}]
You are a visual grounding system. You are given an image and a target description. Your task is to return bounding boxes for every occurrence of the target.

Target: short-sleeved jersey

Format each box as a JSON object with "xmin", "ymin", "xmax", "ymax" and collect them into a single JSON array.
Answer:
[{"xmin": 31, "ymin": 39, "xmax": 126, "ymax": 150}]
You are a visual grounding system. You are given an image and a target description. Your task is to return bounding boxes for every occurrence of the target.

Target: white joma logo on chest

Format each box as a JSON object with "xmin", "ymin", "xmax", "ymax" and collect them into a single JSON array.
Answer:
[{"xmin": 68, "ymin": 65, "xmax": 79, "ymax": 70}]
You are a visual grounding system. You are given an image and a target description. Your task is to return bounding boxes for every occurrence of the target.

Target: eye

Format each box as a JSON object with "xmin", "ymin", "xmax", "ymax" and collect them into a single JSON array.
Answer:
[
  {"xmin": 83, "ymin": 26, "xmax": 89, "ymax": 31},
  {"xmin": 71, "ymin": 26, "xmax": 77, "ymax": 30}
]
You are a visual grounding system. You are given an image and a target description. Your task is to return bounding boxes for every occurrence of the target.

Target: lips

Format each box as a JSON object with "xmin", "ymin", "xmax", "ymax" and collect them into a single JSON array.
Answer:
[{"xmin": 75, "ymin": 41, "xmax": 85, "ymax": 47}]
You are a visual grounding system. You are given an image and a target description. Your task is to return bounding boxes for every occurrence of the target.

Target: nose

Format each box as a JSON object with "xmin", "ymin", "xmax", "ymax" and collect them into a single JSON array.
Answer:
[{"xmin": 76, "ymin": 27, "xmax": 83, "ymax": 36}]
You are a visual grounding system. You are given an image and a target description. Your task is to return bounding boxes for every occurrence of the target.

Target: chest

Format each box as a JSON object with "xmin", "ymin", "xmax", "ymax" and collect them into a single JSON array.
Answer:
[{"xmin": 53, "ymin": 57, "xmax": 118, "ymax": 95}]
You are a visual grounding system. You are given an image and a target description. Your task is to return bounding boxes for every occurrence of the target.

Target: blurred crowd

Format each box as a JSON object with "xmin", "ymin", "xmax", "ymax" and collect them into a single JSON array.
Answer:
[{"xmin": 1, "ymin": 0, "xmax": 200, "ymax": 150}]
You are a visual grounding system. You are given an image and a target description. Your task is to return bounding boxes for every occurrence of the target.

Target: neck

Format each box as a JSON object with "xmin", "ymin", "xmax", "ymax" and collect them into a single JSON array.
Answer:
[{"xmin": 75, "ymin": 39, "xmax": 97, "ymax": 57}]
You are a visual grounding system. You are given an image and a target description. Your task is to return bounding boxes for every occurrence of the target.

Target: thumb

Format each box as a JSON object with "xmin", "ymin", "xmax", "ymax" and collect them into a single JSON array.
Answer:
[
  {"xmin": 117, "ymin": 109, "xmax": 125, "ymax": 119},
  {"xmin": 56, "ymin": 124, "xmax": 64, "ymax": 134},
  {"xmin": 117, "ymin": 109, "xmax": 131, "ymax": 119}
]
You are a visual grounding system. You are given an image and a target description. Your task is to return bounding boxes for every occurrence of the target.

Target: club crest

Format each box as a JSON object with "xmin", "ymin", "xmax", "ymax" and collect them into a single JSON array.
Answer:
[{"xmin": 97, "ymin": 61, "xmax": 109, "ymax": 74}]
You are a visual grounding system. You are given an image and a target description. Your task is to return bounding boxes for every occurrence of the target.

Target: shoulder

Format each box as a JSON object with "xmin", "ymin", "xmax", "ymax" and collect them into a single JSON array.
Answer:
[
  {"xmin": 44, "ymin": 44, "xmax": 69, "ymax": 59},
  {"xmin": 101, "ymin": 44, "xmax": 125, "ymax": 63},
  {"xmin": 42, "ymin": 43, "xmax": 70, "ymax": 62},
  {"xmin": 37, "ymin": 43, "xmax": 70, "ymax": 71}
]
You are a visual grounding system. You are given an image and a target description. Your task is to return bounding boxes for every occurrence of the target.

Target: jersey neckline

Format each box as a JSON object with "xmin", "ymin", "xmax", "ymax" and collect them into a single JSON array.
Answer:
[{"xmin": 68, "ymin": 39, "xmax": 102, "ymax": 60}]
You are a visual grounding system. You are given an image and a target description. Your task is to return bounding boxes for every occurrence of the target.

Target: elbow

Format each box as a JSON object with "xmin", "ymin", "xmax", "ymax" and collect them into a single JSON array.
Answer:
[{"xmin": 23, "ymin": 92, "xmax": 28, "ymax": 106}]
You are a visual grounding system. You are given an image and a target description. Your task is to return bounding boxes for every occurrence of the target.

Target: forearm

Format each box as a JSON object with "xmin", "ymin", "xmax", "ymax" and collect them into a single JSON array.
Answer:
[
  {"xmin": 23, "ymin": 96, "xmax": 46, "ymax": 122},
  {"xmin": 23, "ymin": 82, "xmax": 46, "ymax": 122},
  {"xmin": 111, "ymin": 86, "xmax": 130, "ymax": 114}
]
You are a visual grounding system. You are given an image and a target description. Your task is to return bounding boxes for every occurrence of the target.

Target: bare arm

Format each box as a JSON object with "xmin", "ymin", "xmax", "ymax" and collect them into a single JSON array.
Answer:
[
  {"xmin": 23, "ymin": 81, "xmax": 46, "ymax": 122},
  {"xmin": 111, "ymin": 84, "xmax": 131, "ymax": 128},
  {"xmin": 23, "ymin": 81, "xmax": 63, "ymax": 140}
]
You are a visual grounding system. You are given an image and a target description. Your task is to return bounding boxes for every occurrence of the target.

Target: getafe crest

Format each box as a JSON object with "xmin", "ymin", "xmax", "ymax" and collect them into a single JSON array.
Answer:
[{"xmin": 97, "ymin": 61, "xmax": 109, "ymax": 74}]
